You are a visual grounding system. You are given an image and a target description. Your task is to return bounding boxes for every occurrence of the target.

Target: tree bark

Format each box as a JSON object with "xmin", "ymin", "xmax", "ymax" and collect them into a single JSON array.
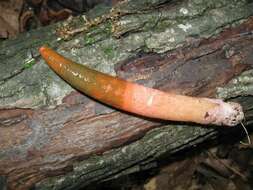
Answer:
[{"xmin": 0, "ymin": 0, "xmax": 253, "ymax": 189}]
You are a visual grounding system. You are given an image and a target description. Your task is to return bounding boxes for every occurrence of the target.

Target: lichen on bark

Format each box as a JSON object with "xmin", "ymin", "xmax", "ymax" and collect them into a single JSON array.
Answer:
[
  {"xmin": 0, "ymin": 0, "xmax": 252, "ymax": 109},
  {"xmin": 0, "ymin": 0, "xmax": 253, "ymax": 189},
  {"xmin": 217, "ymin": 69, "xmax": 253, "ymax": 99}
]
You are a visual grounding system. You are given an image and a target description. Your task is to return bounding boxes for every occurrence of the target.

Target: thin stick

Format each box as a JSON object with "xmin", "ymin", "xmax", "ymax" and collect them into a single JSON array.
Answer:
[
  {"xmin": 207, "ymin": 151, "xmax": 248, "ymax": 181},
  {"xmin": 239, "ymin": 122, "xmax": 251, "ymax": 146}
]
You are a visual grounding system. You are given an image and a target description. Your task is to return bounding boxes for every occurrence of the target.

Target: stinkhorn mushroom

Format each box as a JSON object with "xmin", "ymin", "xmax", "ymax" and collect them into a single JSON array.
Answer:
[{"xmin": 39, "ymin": 46, "xmax": 244, "ymax": 126}]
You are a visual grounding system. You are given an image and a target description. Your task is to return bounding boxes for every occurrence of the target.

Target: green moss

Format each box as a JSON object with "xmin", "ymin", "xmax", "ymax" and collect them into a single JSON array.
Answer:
[
  {"xmin": 103, "ymin": 46, "xmax": 114, "ymax": 59},
  {"xmin": 23, "ymin": 58, "xmax": 36, "ymax": 69},
  {"xmin": 84, "ymin": 35, "xmax": 97, "ymax": 45},
  {"xmin": 104, "ymin": 22, "xmax": 112, "ymax": 35},
  {"xmin": 83, "ymin": 22, "xmax": 112, "ymax": 46}
]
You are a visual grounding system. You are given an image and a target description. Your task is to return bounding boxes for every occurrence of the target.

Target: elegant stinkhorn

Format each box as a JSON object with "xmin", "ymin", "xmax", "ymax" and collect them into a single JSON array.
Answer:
[{"xmin": 39, "ymin": 46, "xmax": 244, "ymax": 126}]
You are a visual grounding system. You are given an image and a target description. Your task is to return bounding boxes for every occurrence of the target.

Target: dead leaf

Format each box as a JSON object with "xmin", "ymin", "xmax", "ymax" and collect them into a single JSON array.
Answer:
[{"xmin": 0, "ymin": 0, "xmax": 24, "ymax": 38}]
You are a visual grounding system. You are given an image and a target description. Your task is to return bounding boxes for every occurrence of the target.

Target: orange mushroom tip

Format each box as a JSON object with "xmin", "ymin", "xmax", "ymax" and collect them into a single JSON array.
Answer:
[{"xmin": 39, "ymin": 46, "xmax": 244, "ymax": 126}]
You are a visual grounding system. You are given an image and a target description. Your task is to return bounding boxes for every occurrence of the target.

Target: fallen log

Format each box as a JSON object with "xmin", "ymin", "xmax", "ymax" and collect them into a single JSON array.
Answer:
[{"xmin": 0, "ymin": 0, "xmax": 253, "ymax": 189}]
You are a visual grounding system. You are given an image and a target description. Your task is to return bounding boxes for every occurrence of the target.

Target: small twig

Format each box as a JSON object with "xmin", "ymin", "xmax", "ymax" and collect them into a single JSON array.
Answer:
[
  {"xmin": 239, "ymin": 122, "xmax": 251, "ymax": 146},
  {"xmin": 207, "ymin": 151, "xmax": 248, "ymax": 181}
]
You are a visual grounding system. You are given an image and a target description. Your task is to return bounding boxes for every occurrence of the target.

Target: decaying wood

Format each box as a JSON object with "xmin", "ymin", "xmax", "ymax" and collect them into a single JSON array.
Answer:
[{"xmin": 0, "ymin": 0, "xmax": 253, "ymax": 189}]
